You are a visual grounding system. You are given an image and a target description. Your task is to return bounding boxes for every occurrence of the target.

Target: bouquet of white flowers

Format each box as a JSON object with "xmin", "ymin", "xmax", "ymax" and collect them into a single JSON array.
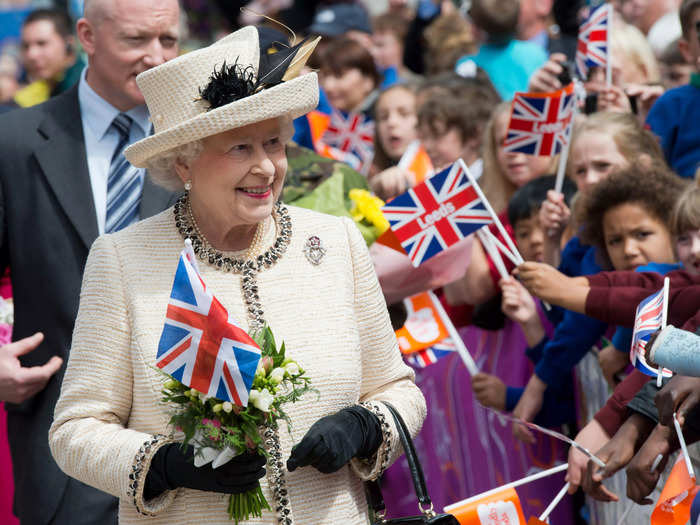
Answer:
[{"xmin": 160, "ymin": 326, "xmax": 314, "ymax": 523}]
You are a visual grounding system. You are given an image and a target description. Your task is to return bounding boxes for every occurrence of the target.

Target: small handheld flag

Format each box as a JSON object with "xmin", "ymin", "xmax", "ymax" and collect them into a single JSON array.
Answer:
[
  {"xmin": 630, "ymin": 279, "xmax": 673, "ymax": 380},
  {"xmin": 651, "ymin": 456, "xmax": 699, "ymax": 525},
  {"xmin": 320, "ymin": 109, "xmax": 374, "ymax": 173},
  {"xmin": 156, "ymin": 241, "xmax": 262, "ymax": 406},
  {"xmin": 503, "ymin": 83, "xmax": 576, "ymax": 157},
  {"xmin": 396, "ymin": 291, "xmax": 451, "ymax": 354},
  {"xmin": 447, "ymin": 487, "xmax": 526, "ymax": 525},
  {"xmin": 382, "ymin": 161, "xmax": 493, "ymax": 267},
  {"xmin": 398, "ymin": 140, "xmax": 434, "ymax": 185},
  {"xmin": 576, "ymin": 3, "xmax": 613, "ymax": 81}
]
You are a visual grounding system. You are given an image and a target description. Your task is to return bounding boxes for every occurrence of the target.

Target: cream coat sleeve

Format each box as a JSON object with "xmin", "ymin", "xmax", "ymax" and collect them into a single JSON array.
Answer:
[
  {"xmin": 49, "ymin": 235, "xmax": 175, "ymax": 512},
  {"xmin": 341, "ymin": 218, "xmax": 427, "ymax": 481}
]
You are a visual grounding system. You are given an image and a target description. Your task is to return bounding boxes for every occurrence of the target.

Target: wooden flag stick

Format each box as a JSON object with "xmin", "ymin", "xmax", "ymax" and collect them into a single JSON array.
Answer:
[
  {"xmin": 444, "ymin": 464, "xmax": 568, "ymax": 512},
  {"xmin": 554, "ymin": 121, "xmax": 573, "ymax": 195},
  {"xmin": 605, "ymin": 4, "xmax": 613, "ymax": 87},
  {"xmin": 427, "ymin": 291, "xmax": 479, "ymax": 376},
  {"xmin": 458, "ymin": 158, "xmax": 524, "ymax": 266},
  {"xmin": 674, "ymin": 412, "xmax": 696, "ymax": 480},
  {"xmin": 657, "ymin": 277, "xmax": 670, "ymax": 387},
  {"xmin": 539, "ymin": 482, "xmax": 569, "ymax": 521},
  {"xmin": 482, "ymin": 227, "xmax": 521, "ymax": 267}
]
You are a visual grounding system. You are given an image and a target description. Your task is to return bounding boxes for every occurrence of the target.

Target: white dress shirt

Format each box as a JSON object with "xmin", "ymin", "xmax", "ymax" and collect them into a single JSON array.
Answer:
[{"xmin": 78, "ymin": 68, "xmax": 151, "ymax": 234}]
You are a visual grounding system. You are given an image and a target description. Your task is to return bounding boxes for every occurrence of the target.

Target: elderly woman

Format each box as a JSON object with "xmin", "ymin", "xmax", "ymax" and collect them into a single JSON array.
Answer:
[{"xmin": 48, "ymin": 26, "xmax": 425, "ymax": 524}]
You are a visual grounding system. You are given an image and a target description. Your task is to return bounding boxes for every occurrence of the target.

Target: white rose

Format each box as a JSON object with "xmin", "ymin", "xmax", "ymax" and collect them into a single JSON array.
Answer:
[
  {"xmin": 251, "ymin": 388, "xmax": 274, "ymax": 412},
  {"xmin": 269, "ymin": 367, "xmax": 285, "ymax": 384},
  {"xmin": 284, "ymin": 362, "xmax": 300, "ymax": 376},
  {"xmin": 222, "ymin": 401, "xmax": 233, "ymax": 413},
  {"xmin": 248, "ymin": 389, "xmax": 260, "ymax": 405}
]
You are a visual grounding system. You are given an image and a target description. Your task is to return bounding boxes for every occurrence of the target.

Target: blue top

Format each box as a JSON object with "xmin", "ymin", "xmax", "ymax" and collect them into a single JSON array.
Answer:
[
  {"xmin": 611, "ymin": 262, "xmax": 682, "ymax": 352},
  {"xmin": 292, "ymin": 88, "xmax": 333, "ymax": 150},
  {"xmin": 645, "ymin": 75, "xmax": 700, "ymax": 178},
  {"xmin": 455, "ymin": 39, "xmax": 548, "ymax": 101},
  {"xmin": 534, "ymin": 236, "xmax": 607, "ymax": 389}
]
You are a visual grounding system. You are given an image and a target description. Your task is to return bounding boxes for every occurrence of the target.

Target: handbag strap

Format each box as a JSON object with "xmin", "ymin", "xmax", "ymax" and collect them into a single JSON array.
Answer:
[{"xmin": 366, "ymin": 402, "xmax": 434, "ymax": 517}]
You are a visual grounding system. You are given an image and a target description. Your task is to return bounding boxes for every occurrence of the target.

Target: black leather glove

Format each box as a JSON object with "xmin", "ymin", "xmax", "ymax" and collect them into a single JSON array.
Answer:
[
  {"xmin": 144, "ymin": 443, "xmax": 266, "ymax": 500},
  {"xmin": 286, "ymin": 405, "xmax": 382, "ymax": 474}
]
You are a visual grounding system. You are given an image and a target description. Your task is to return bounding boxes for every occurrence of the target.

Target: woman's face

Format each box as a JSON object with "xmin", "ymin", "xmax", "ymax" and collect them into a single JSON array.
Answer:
[
  {"xmin": 177, "ymin": 118, "xmax": 289, "ymax": 229},
  {"xmin": 494, "ymin": 110, "xmax": 551, "ymax": 188},
  {"xmin": 376, "ymin": 87, "xmax": 417, "ymax": 161},
  {"xmin": 602, "ymin": 202, "xmax": 675, "ymax": 271},
  {"xmin": 321, "ymin": 67, "xmax": 375, "ymax": 113},
  {"xmin": 571, "ymin": 130, "xmax": 628, "ymax": 195},
  {"xmin": 676, "ymin": 229, "xmax": 700, "ymax": 275}
]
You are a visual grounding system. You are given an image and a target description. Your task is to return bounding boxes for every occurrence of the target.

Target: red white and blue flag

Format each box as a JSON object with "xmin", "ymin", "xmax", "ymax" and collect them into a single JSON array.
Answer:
[
  {"xmin": 576, "ymin": 3, "xmax": 612, "ymax": 80},
  {"xmin": 630, "ymin": 285, "xmax": 672, "ymax": 378},
  {"xmin": 321, "ymin": 109, "xmax": 374, "ymax": 171},
  {"xmin": 381, "ymin": 161, "xmax": 493, "ymax": 267},
  {"xmin": 156, "ymin": 242, "xmax": 261, "ymax": 406},
  {"xmin": 406, "ymin": 339, "xmax": 456, "ymax": 368},
  {"xmin": 503, "ymin": 83, "xmax": 576, "ymax": 156}
]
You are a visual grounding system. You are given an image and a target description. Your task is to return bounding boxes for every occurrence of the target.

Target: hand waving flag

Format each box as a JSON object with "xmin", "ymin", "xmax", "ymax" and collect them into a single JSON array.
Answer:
[
  {"xmin": 630, "ymin": 284, "xmax": 673, "ymax": 379},
  {"xmin": 156, "ymin": 241, "xmax": 261, "ymax": 406}
]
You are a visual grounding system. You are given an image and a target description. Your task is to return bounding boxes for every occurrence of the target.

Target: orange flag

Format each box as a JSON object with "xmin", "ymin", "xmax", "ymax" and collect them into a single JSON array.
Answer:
[
  {"xmin": 374, "ymin": 227, "xmax": 406, "ymax": 254},
  {"xmin": 395, "ymin": 291, "xmax": 450, "ymax": 354},
  {"xmin": 526, "ymin": 519, "xmax": 547, "ymax": 525},
  {"xmin": 448, "ymin": 487, "xmax": 527, "ymax": 525},
  {"xmin": 651, "ymin": 456, "xmax": 700, "ymax": 525},
  {"xmin": 399, "ymin": 140, "xmax": 434, "ymax": 185}
]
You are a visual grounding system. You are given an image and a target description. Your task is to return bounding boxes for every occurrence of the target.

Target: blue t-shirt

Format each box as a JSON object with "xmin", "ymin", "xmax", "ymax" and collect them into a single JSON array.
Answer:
[
  {"xmin": 455, "ymin": 39, "xmax": 548, "ymax": 101},
  {"xmin": 645, "ymin": 75, "xmax": 700, "ymax": 178}
]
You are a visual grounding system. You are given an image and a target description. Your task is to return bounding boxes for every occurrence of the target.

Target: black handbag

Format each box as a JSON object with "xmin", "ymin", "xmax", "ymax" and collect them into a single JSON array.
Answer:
[{"xmin": 366, "ymin": 402, "xmax": 459, "ymax": 525}]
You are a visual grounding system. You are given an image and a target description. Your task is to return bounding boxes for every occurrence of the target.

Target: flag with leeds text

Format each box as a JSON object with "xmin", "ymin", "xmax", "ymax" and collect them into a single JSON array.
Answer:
[
  {"xmin": 630, "ymin": 286, "xmax": 673, "ymax": 379},
  {"xmin": 381, "ymin": 161, "xmax": 493, "ymax": 267},
  {"xmin": 156, "ymin": 242, "xmax": 261, "ymax": 406},
  {"xmin": 503, "ymin": 83, "xmax": 575, "ymax": 157},
  {"xmin": 576, "ymin": 3, "xmax": 612, "ymax": 79}
]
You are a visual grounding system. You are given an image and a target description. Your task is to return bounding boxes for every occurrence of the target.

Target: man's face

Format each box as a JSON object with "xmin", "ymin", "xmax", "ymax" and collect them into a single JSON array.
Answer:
[
  {"xmin": 78, "ymin": 0, "xmax": 180, "ymax": 111},
  {"xmin": 21, "ymin": 20, "xmax": 70, "ymax": 82}
]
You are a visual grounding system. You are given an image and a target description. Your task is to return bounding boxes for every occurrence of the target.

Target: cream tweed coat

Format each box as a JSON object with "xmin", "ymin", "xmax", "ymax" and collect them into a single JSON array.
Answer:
[{"xmin": 49, "ymin": 205, "xmax": 426, "ymax": 524}]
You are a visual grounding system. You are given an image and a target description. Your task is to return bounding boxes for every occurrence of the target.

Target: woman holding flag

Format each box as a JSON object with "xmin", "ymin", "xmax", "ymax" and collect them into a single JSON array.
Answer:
[{"xmin": 48, "ymin": 26, "xmax": 425, "ymax": 524}]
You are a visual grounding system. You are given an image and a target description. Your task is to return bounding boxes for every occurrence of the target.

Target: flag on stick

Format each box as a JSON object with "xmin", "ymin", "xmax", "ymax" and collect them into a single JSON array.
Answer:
[
  {"xmin": 319, "ymin": 109, "xmax": 374, "ymax": 173},
  {"xmin": 630, "ymin": 278, "xmax": 673, "ymax": 381},
  {"xmin": 576, "ymin": 3, "xmax": 613, "ymax": 81},
  {"xmin": 398, "ymin": 140, "xmax": 434, "ymax": 185},
  {"xmin": 396, "ymin": 291, "xmax": 451, "ymax": 354},
  {"xmin": 503, "ymin": 83, "xmax": 576, "ymax": 157},
  {"xmin": 447, "ymin": 487, "xmax": 527, "ymax": 525},
  {"xmin": 382, "ymin": 160, "xmax": 493, "ymax": 267},
  {"xmin": 651, "ymin": 456, "xmax": 699, "ymax": 525},
  {"xmin": 156, "ymin": 241, "xmax": 261, "ymax": 406}
]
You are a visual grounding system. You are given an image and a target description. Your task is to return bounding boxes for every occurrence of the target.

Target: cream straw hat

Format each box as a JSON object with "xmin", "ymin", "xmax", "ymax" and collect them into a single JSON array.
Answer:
[{"xmin": 125, "ymin": 26, "xmax": 319, "ymax": 168}]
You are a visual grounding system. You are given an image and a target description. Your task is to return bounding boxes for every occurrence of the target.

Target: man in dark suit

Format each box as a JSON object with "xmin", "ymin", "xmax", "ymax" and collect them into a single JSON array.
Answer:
[{"xmin": 0, "ymin": 0, "xmax": 181, "ymax": 523}]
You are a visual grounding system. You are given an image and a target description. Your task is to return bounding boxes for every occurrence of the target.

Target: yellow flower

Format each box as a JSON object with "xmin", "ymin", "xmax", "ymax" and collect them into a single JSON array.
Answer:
[{"xmin": 349, "ymin": 189, "xmax": 388, "ymax": 233}]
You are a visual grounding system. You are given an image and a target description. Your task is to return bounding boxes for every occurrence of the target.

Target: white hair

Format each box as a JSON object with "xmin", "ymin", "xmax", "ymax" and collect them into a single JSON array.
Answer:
[{"xmin": 144, "ymin": 115, "xmax": 295, "ymax": 191}]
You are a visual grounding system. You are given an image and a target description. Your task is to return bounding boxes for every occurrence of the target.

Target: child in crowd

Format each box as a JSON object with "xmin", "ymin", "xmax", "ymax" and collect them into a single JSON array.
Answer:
[
  {"xmin": 645, "ymin": 0, "xmax": 700, "ymax": 178},
  {"xmin": 659, "ymin": 38, "xmax": 695, "ymax": 90},
  {"xmin": 471, "ymin": 175, "xmax": 577, "ymax": 429},
  {"xmin": 371, "ymin": 14, "xmax": 419, "ymax": 87},
  {"xmin": 369, "ymin": 83, "xmax": 419, "ymax": 200},
  {"xmin": 454, "ymin": 0, "xmax": 547, "ymax": 100}
]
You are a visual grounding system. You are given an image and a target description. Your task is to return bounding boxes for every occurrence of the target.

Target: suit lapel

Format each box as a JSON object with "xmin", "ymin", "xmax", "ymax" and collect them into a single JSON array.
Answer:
[{"xmin": 34, "ymin": 89, "xmax": 99, "ymax": 249}]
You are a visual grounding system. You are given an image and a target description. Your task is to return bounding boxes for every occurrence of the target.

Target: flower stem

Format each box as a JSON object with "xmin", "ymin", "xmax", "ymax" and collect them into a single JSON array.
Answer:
[{"xmin": 228, "ymin": 483, "xmax": 271, "ymax": 522}]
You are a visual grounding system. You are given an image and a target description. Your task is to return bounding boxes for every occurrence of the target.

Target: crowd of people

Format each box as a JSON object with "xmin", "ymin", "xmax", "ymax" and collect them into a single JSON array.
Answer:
[{"xmin": 0, "ymin": 0, "xmax": 699, "ymax": 523}]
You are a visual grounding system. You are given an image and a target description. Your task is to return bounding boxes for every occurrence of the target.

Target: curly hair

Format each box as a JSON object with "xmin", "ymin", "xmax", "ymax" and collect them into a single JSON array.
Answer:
[{"xmin": 579, "ymin": 161, "xmax": 687, "ymax": 267}]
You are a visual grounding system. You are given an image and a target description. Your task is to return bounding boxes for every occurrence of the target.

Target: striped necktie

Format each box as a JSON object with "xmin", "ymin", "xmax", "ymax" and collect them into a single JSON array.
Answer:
[{"xmin": 105, "ymin": 113, "xmax": 144, "ymax": 233}]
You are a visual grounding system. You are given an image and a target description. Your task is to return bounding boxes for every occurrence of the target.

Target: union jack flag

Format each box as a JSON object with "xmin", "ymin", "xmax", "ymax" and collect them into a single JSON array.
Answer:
[
  {"xmin": 503, "ymin": 83, "xmax": 576, "ymax": 156},
  {"xmin": 630, "ymin": 286, "xmax": 672, "ymax": 378},
  {"xmin": 320, "ymin": 109, "xmax": 374, "ymax": 171},
  {"xmin": 576, "ymin": 3, "xmax": 612, "ymax": 80},
  {"xmin": 382, "ymin": 161, "xmax": 493, "ymax": 267},
  {"xmin": 406, "ymin": 339, "xmax": 456, "ymax": 368},
  {"xmin": 156, "ymin": 242, "xmax": 261, "ymax": 406}
]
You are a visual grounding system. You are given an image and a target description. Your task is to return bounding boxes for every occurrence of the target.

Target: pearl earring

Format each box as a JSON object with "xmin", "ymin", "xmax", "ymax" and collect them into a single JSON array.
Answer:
[{"xmin": 184, "ymin": 180, "xmax": 192, "ymax": 191}]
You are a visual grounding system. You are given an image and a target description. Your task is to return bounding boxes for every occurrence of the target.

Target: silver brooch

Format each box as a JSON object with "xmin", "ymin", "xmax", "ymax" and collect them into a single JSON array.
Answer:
[{"xmin": 304, "ymin": 235, "xmax": 326, "ymax": 265}]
